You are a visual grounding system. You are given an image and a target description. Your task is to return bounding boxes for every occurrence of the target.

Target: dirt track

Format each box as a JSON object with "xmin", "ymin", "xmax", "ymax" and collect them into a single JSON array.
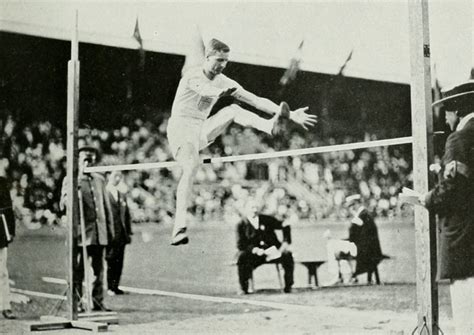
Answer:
[
  {"xmin": 2, "ymin": 220, "xmax": 454, "ymax": 334},
  {"xmin": 2, "ymin": 299, "xmax": 453, "ymax": 334}
]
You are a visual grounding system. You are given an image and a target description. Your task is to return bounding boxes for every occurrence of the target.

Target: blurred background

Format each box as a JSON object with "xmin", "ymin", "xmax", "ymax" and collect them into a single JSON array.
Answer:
[{"xmin": 0, "ymin": 0, "xmax": 472, "ymax": 227}]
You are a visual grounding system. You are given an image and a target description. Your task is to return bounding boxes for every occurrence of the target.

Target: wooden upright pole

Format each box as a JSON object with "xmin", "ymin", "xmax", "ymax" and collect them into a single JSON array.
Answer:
[
  {"xmin": 66, "ymin": 10, "xmax": 80, "ymax": 321},
  {"xmin": 408, "ymin": 1, "xmax": 438, "ymax": 334}
]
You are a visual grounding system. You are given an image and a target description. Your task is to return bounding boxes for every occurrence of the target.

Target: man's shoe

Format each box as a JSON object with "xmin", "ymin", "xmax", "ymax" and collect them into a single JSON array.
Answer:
[
  {"xmin": 349, "ymin": 276, "xmax": 359, "ymax": 285},
  {"xmin": 170, "ymin": 227, "xmax": 189, "ymax": 246},
  {"xmin": 283, "ymin": 286, "xmax": 292, "ymax": 293},
  {"xmin": 114, "ymin": 289, "xmax": 127, "ymax": 295},
  {"xmin": 2, "ymin": 309, "xmax": 16, "ymax": 319}
]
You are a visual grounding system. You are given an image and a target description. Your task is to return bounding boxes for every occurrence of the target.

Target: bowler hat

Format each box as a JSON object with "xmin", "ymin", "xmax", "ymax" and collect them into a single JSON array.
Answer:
[
  {"xmin": 432, "ymin": 80, "xmax": 474, "ymax": 110},
  {"xmin": 78, "ymin": 145, "xmax": 99, "ymax": 154}
]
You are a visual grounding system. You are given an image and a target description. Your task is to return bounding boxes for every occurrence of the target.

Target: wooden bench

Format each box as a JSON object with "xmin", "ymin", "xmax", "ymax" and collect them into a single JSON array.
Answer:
[
  {"xmin": 229, "ymin": 259, "xmax": 284, "ymax": 292},
  {"xmin": 336, "ymin": 254, "xmax": 391, "ymax": 284},
  {"xmin": 297, "ymin": 261, "xmax": 326, "ymax": 287}
]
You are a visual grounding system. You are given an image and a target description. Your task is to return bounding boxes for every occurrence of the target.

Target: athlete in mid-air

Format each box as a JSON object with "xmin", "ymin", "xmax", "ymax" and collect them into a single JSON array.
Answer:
[{"xmin": 167, "ymin": 38, "xmax": 317, "ymax": 245}]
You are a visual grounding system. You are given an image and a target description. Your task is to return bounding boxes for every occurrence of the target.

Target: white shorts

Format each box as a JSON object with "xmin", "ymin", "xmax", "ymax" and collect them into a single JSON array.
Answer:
[{"xmin": 167, "ymin": 116, "xmax": 208, "ymax": 159}]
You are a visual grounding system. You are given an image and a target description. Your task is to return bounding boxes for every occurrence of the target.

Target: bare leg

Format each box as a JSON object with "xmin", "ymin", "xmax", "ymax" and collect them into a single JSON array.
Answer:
[
  {"xmin": 202, "ymin": 104, "xmax": 278, "ymax": 147},
  {"xmin": 171, "ymin": 142, "xmax": 200, "ymax": 244}
]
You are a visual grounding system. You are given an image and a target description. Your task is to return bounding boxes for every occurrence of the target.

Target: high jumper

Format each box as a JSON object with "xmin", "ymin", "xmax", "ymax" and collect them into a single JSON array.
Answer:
[{"xmin": 167, "ymin": 38, "xmax": 317, "ymax": 245}]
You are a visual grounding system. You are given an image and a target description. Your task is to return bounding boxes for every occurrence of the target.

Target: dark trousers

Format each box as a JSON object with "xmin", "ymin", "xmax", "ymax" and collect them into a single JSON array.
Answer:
[
  {"xmin": 106, "ymin": 243, "xmax": 126, "ymax": 291},
  {"xmin": 74, "ymin": 245, "xmax": 105, "ymax": 309},
  {"xmin": 237, "ymin": 250, "xmax": 294, "ymax": 292}
]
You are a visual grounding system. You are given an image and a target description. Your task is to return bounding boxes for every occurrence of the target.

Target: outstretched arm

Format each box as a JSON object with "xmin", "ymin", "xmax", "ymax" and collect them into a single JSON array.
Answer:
[
  {"xmin": 233, "ymin": 88, "xmax": 317, "ymax": 130},
  {"xmin": 233, "ymin": 88, "xmax": 280, "ymax": 115}
]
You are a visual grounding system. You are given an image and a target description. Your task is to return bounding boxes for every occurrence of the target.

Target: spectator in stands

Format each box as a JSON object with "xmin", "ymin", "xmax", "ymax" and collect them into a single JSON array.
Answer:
[
  {"xmin": 324, "ymin": 194, "xmax": 383, "ymax": 286},
  {"xmin": 1, "ymin": 107, "xmax": 413, "ymax": 224},
  {"xmin": 0, "ymin": 161, "xmax": 16, "ymax": 319},
  {"xmin": 420, "ymin": 80, "xmax": 474, "ymax": 335},
  {"xmin": 235, "ymin": 197, "xmax": 294, "ymax": 294},
  {"xmin": 60, "ymin": 145, "xmax": 114, "ymax": 312},
  {"xmin": 105, "ymin": 170, "xmax": 132, "ymax": 296}
]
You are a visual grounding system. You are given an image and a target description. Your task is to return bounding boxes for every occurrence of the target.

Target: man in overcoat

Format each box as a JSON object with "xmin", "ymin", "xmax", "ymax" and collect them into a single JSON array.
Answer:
[
  {"xmin": 346, "ymin": 195, "xmax": 383, "ymax": 283},
  {"xmin": 324, "ymin": 194, "xmax": 383, "ymax": 285},
  {"xmin": 0, "ymin": 164, "xmax": 16, "ymax": 319},
  {"xmin": 421, "ymin": 80, "xmax": 474, "ymax": 334},
  {"xmin": 105, "ymin": 170, "xmax": 132, "ymax": 296},
  {"xmin": 60, "ymin": 145, "xmax": 115, "ymax": 311}
]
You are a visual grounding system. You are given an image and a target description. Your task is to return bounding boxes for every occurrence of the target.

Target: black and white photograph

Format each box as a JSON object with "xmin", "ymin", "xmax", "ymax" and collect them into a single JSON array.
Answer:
[{"xmin": 0, "ymin": 1, "xmax": 473, "ymax": 333}]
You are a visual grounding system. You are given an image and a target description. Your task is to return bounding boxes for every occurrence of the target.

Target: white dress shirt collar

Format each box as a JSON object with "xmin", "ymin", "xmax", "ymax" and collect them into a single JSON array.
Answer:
[{"xmin": 457, "ymin": 112, "xmax": 474, "ymax": 131}]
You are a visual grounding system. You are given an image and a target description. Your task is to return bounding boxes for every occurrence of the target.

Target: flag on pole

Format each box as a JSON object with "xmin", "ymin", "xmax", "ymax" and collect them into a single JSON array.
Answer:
[
  {"xmin": 279, "ymin": 39, "xmax": 304, "ymax": 87},
  {"xmin": 337, "ymin": 49, "xmax": 353, "ymax": 76},
  {"xmin": 133, "ymin": 16, "xmax": 145, "ymax": 70},
  {"xmin": 182, "ymin": 25, "xmax": 206, "ymax": 76},
  {"xmin": 133, "ymin": 17, "xmax": 143, "ymax": 47}
]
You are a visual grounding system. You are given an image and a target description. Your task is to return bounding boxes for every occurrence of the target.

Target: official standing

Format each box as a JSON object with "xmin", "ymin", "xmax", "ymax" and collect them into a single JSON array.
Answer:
[
  {"xmin": 0, "ymin": 163, "xmax": 16, "ymax": 319},
  {"xmin": 346, "ymin": 195, "xmax": 383, "ymax": 283},
  {"xmin": 105, "ymin": 170, "xmax": 132, "ymax": 296},
  {"xmin": 421, "ymin": 80, "xmax": 474, "ymax": 334},
  {"xmin": 60, "ymin": 145, "xmax": 115, "ymax": 311}
]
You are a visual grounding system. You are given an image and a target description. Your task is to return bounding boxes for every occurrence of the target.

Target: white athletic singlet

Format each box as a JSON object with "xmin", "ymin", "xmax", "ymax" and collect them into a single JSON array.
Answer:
[{"xmin": 170, "ymin": 67, "xmax": 242, "ymax": 121}]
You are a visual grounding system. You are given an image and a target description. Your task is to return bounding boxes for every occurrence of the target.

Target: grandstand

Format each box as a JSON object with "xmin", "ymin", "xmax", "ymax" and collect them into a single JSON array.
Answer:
[
  {"xmin": 0, "ymin": 28, "xmax": 420, "ymax": 227},
  {"xmin": 1, "ymin": 109, "xmax": 415, "ymax": 226}
]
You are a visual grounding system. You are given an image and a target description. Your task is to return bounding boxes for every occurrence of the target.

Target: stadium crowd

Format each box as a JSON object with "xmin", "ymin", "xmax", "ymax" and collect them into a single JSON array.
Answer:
[{"xmin": 0, "ymin": 110, "xmax": 413, "ymax": 228}]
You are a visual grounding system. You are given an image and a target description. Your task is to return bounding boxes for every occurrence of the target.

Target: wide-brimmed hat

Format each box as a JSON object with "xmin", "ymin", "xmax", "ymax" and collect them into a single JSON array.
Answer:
[{"xmin": 432, "ymin": 80, "xmax": 474, "ymax": 109}]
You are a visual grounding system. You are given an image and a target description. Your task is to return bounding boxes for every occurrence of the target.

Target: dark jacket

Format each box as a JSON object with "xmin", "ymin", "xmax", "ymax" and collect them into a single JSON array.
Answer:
[
  {"xmin": 107, "ymin": 189, "xmax": 132, "ymax": 245},
  {"xmin": 0, "ymin": 177, "xmax": 15, "ymax": 248},
  {"xmin": 348, "ymin": 208, "xmax": 383, "ymax": 275},
  {"xmin": 61, "ymin": 173, "xmax": 114, "ymax": 246},
  {"xmin": 236, "ymin": 214, "xmax": 291, "ymax": 253},
  {"xmin": 425, "ymin": 117, "xmax": 474, "ymax": 280}
]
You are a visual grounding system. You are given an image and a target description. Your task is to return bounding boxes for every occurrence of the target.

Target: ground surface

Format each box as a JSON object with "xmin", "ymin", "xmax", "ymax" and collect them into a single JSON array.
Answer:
[{"xmin": 1, "ymin": 218, "xmax": 453, "ymax": 334}]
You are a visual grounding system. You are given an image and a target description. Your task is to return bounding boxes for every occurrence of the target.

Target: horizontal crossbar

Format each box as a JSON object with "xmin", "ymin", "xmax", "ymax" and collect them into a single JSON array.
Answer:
[{"xmin": 84, "ymin": 136, "xmax": 413, "ymax": 174}]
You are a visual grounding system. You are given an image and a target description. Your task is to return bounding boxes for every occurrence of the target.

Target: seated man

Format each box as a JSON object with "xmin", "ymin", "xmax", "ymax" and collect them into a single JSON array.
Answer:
[
  {"xmin": 325, "ymin": 194, "xmax": 384, "ymax": 285},
  {"xmin": 236, "ymin": 198, "xmax": 294, "ymax": 294}
]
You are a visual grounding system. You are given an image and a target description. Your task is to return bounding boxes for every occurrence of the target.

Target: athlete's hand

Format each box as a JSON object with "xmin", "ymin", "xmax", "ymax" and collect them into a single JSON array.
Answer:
[
  {"xmin": 219, "ymin": 87, "xmax": 237, "ymax": 98},
  {"xmin": 289, "ymin": 107, "xmax": 317, "ymax": 130}
]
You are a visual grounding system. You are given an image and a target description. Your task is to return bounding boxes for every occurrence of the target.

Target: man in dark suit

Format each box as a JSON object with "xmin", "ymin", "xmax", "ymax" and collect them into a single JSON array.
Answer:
[
  {"xmin": 346, "ymin": 195, "xmax": 383, "ymax": 283},
  {"xmin": 421, "ymin": 80, "xmax": 474, "ymax": 334},
  {"xmin": 236, "ymin": 198, "xmax": 294, "ymax": 294},
  {"xmin": 324, "ymin": 194, "xmax": 383, "ymax": 285},
  {"xmin": 105, "ymin": 170, "xmax": 132, "ymax": 296},
  {"xmin": 0, "ymin": 163, "xmax": 16, "ymax": 319},
  {"xmin": 60, "ymin": 145, "xmax": 114, "ymax": 312}
]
